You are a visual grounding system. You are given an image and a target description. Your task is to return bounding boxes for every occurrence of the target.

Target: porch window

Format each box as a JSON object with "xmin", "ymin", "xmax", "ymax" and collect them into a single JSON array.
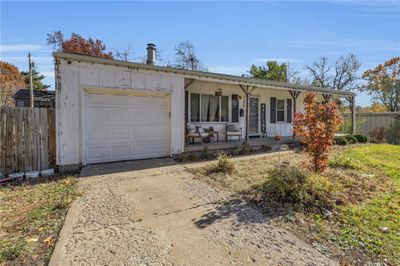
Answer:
[
  {"xmin": 190, "ymin": 93, "xmax": 229, "ymax": 122},
  {"xmin": 190, "ymin": 94, "xmax": 200, "ymax": 122},
  {"xmin": 277, "ymin": 99, "xmax": 285, "ymax": 122}
]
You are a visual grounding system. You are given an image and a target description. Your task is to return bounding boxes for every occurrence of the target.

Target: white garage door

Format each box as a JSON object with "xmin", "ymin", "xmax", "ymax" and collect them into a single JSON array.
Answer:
[{"xmin": 85, "ymin": 93, "xmax": 170, "ymax": 164}]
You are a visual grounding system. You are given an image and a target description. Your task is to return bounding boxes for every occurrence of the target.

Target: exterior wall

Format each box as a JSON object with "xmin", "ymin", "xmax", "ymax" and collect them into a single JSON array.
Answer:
[{"xmin": 56, "ymin": 59, "xmax": 184, "ymax": 168}]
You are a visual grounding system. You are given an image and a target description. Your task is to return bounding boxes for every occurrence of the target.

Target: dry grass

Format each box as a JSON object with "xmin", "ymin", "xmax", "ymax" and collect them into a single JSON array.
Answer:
[
  {"xmin": 192, "ymin": 144, "xmax": 400, "ymax": 265},
  {"xmin": 0, "ymin": 176, "xmax": 78, "ymax": 265}
]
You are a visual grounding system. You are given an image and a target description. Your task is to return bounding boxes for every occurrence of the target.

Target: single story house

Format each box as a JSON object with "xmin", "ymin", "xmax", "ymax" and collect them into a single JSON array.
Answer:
[
  {"xmin": 54, "ymin": 44, "xmax": 356, "ymax": 172},
  {"xmin": 14, "ymin": 89, "xmax": 55, "ymax": 108}
]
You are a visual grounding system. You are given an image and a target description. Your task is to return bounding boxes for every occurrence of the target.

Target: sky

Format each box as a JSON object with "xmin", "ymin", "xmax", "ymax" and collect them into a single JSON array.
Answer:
[{"xmin": 1, "ymin": 0, "xmax": 399, "ymax": 107}]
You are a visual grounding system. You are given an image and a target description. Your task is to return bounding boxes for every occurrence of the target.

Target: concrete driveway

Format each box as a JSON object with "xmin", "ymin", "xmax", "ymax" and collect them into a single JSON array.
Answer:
[{"xmin": 50, "ymin": 158, "xmax": 335, "ymax": 265}]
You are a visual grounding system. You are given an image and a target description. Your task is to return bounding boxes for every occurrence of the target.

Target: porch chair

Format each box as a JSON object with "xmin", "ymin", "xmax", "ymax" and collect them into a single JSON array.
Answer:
[
  {"xmin": 186, "ymin": 124, "xmax": 208, "ymax": 144},
  {"xmin": 226, "ymin": 124, "xmax": 242, "ymax": 141}
]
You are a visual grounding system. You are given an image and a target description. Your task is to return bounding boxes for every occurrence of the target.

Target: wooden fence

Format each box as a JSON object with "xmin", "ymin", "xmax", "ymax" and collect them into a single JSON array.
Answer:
[
  {"xmin": 344, "ymin": 112, "xmax": 400, "ymax": 136},
  {"xmin": 0, "ymin": 107, "xmax": 56, "ymax": 175}
]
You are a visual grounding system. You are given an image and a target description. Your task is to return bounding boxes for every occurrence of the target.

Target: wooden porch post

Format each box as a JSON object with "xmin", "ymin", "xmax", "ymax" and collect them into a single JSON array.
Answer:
[
  {"xmin": 346, "ymin": 96, "xmax": 356, "ymax": 134},
  {"xmin": 322, "ymin": 93, "xmax": 332, "ymax": 103},
  {"xmin": 289, "ymin": 90, "xmax": 301, "ymax": 140},
  {"xmin": 239, "ymin": 85, "xmax": 256, "ymax": 142}
]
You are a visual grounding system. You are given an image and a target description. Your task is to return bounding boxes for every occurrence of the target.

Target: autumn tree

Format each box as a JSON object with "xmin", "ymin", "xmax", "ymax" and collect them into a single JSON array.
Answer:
[
  {"xmin": 0, "ymin": 61, "xmax": 26, "ymax": 106},
  {"xmin": 173, "ymin": 41, "xmax": 206, "ymax": 71},
  {"xmin": 21, "ymin": 66, "xmax": 50, "ymax": 90},
  {"xmin": 362, "ymin": 57, "xmax": 400, "ymax": 112},
  {"xmin": 47, "ymin": 31, "xmax": 113, "ymax": 59},
  {"xmin": 305, "ymin": 54, "xmax": 361, "ymax": 92},
  {"xmin": 293, "ymin": 92, "xmax": 343, "ymax": 172}
]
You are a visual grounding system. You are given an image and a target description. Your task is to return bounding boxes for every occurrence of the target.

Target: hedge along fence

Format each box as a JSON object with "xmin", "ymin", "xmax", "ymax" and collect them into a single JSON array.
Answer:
[
  {"xmin": 0, "ymin": 107, "xmax": 56, "ymax": 176},
  {"xmin": 343, "ymin": 112, "xmax": 400, "ymax": 137}
]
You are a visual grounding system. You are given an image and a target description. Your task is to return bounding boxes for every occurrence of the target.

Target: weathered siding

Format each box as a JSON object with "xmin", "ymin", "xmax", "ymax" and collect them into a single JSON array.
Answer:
[
  {"xmin": 186, "ymin": 81, "xmax": 312, "ymax": 139},
  {"xmin": 56, "ymin": 60, "xmax": 184, "ymax": 168}
]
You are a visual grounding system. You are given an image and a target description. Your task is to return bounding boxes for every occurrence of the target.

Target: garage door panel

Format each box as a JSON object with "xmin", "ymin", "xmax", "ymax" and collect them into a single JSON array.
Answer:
[
  {"xmin": 86, "ymin": 93, "xmax": 170, "ymax": 164},
  {"xmin": 111, "ymin": 146, "xmax": 131, "ymax": 158},
  {"xmin": 87, "ymin": 147, "xmax": 109, "ymax": 161}
]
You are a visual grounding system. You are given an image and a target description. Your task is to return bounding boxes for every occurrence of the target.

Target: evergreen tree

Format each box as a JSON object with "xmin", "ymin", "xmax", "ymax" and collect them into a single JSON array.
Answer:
[{"xmin": 21, "ymin": 67, "xmax": 50, "ymax": 90}]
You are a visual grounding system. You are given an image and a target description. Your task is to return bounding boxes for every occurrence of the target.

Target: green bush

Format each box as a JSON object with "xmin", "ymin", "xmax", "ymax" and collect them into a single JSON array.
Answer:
[
  {"xmin": 345, "ymin": 135, "xmax": 358, "ymax": 144},
  {"xmin": 207, "ymin": 153, "xmax": 235, "ymax": 174},
  {"xmin": 353, "ymin": 134, "xmax": 368, "ymax": 143},
  {"xmin": 234, "ymin": 141, "xmax": 253, "ymax": 155},
  {"xmin": 334, "ymin": 136, "xmax": 348, "ymax": 146},
  {"xmin": 328, "ymin": 153, "xmax": 360, "ymax": 169},
  {"xmin": 262, "ymin": 166, "xmax": 333, "ymax": 209}
]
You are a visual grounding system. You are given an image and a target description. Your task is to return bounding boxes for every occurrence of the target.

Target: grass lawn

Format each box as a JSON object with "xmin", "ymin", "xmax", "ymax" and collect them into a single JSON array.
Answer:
[
  {"xmin": 0, "ymin": 176, "xmax": 77, "ymax": 265},
  {"xmin": 193, "ymin": 144, "xmax": 400, "ymax": 265}
]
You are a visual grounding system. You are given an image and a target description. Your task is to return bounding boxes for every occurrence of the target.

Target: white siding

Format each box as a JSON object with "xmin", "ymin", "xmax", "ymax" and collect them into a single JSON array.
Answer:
[
  {"xmin": 56, "ymin": 60, "xmax": 184, "ymax": 167},
  {"xmin": 186, "ymin": 81, "xmax": 308, "ymax": 140}
]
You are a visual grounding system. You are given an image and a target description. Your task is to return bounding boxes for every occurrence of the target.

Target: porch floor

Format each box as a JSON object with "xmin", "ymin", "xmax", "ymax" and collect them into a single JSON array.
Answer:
[{"xmin": 184, "ymin": 136, "xmax": 300, "ymax": 153}]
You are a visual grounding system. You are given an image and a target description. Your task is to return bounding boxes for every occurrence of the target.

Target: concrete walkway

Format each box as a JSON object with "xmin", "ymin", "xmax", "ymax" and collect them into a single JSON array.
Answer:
[{"xmin": 50, "ymin": 158, "xmax": 335, "ymax": 266}]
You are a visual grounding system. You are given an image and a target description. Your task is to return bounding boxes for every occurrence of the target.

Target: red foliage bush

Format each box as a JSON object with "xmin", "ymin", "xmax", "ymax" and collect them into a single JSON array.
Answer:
[
  {"xmin": 293, "ymin": 92, "xmax": 344, "ymax": 172},
  {"xmin": 369, "ymin": 127, "xmax": 386, "ymax": 143}
]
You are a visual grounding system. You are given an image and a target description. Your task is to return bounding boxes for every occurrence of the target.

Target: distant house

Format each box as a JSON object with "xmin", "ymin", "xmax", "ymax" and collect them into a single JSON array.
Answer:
[{"xmin": 14, "ymin": 89, "xmax": 55, "ymax": 108}]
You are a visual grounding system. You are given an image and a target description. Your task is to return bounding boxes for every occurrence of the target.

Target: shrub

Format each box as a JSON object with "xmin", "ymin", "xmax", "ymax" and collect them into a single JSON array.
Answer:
[
  {"xmin": 293, "ymin": 92, "xmax": 344, "ymax": 172},
  {"xmin": 369, "ymin": 127, "xmax": 386, "ymax": 143},
  {"xmin": 234, "ymin": 141, "xmax": 253, "ymax": 155},
  {"xmin": 208, "ymin": 153, "xmax": 235, "ymax": 174},
  {"xmin": 334, "ymin": 136, "xmax": 348, "ymax": 146},
  {"xmin": 345, "ymin": 135, "xmax": 358, "ymax": 144},
  {"xmin": 262, "ymin": 166, "xmax": 333, "ymax": 209},
  {"xmin": 353, "ymin": 134, "xmax": 368, "ymax": 143},
  {"xmin": 328, "ymin": 153, "xmax": 360, "ymax": 169}
]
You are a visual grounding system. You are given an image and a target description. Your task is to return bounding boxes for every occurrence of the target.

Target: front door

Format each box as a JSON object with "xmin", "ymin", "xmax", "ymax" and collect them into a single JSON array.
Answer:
[{"xmin": 249, "ymin": 97, "xmax": 259, "ymax": 134}]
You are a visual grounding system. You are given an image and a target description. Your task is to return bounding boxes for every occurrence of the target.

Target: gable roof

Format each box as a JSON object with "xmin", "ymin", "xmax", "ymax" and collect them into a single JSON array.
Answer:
[
  {"xmin": 53, "ymin": 52, "xmax": 355, "ymax": 97},
  {"xmin": 14, "ymin": 89, "xmax": 55, "ymax": 99}
]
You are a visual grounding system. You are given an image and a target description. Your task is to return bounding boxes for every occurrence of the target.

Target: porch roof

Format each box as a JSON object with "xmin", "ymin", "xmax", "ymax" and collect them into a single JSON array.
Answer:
[{"xmin": 53, "ymin": 52, "xmax": 355, "ymax": 97}]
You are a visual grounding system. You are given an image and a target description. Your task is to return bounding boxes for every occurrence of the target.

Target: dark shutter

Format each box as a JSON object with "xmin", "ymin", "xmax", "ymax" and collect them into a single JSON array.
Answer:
[
  {"xmin": 270, "ymin": 97, "xmax": 276, "ymax": 123},
  {"xmin": 287, "ymin": 98, "xmax": 292, "ymax": 123},
  {"xmin": 231, "ymin": 95, "xmax": 239, "ymax": 122}
]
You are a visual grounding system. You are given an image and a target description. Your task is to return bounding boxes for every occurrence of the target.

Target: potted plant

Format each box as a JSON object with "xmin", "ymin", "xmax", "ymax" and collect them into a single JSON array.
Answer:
[{"xmin": 275, "ymin": 134, "xmax": 281, "ymax": 141}]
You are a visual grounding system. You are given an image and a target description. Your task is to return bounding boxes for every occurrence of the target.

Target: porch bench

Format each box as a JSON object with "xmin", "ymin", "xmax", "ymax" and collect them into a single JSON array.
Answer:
[{"xmin": 226, "ymin": 124, "xmax": 242, "ymax": 141}]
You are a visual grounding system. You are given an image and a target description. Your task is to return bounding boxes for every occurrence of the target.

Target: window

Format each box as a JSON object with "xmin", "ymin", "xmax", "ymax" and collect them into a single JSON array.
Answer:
[
  {"xmin": 277, "ymin": 99, "xmax": 285, "ymax": 122},
  {"xmin": 231, "ymin": 95, "xmax": 239, "ymax": 122},
  {"xmin": 201, "ymin": 94, "xmax": 219, "ymax": 122},
  {"xmin": 221, "ymin": 96, "xmax": 229, "ymax": 122},
  {"xmin": 190, "ymin": 93, "xmax": 229, "ymax": 122},
  {"xmin": 190, "ymin": 94, "xmax": 200, "ymax": 122}
]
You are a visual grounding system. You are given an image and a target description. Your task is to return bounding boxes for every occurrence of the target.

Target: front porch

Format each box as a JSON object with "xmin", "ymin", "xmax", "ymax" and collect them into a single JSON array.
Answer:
[{"xmin": 184, "ymin": 136, "xmax": 300, "ymax": 153}]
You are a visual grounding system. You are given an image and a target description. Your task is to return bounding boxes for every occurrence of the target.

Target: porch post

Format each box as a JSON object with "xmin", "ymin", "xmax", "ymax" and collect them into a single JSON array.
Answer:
[
  {"xmin": 322, "ymin": 93, "xmax": 332, "ymax": 103},
  {"xmin": 289, "ymin": 90, "xmax": 301, "ymax": 140},
  {"xmin": 346, "ymin": 96, "xmax": 356, "ymax": 134},
  {"xmin": 351, "ymin": 96, "xmax": 356, "ymax": 134},
  {"xmin": 239, "ymin": 85, "xmax": 255, "ymax": 142}
]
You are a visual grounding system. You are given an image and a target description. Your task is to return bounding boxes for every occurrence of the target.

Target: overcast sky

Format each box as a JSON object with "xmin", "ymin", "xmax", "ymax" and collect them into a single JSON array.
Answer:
[{"xmin": 1, "ymin": 0, "xmax": 399, "ymax": 106}]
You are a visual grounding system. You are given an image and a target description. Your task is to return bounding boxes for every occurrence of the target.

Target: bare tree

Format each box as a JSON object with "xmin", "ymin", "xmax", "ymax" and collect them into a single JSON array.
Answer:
[
  {"xmin": 46, "ymin": 30, "xmax": 64, "ymax": 51},
  {"xmin": 173, "ymin": 41, "xmax": 207, "ymax": 71},
  {"xmin": 305, "ymin": 54, "xmax": 361, "ymax": 92},
  {"xmin": 114, "ymin": 44, "xmax": 134, "ymax": 61}
]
